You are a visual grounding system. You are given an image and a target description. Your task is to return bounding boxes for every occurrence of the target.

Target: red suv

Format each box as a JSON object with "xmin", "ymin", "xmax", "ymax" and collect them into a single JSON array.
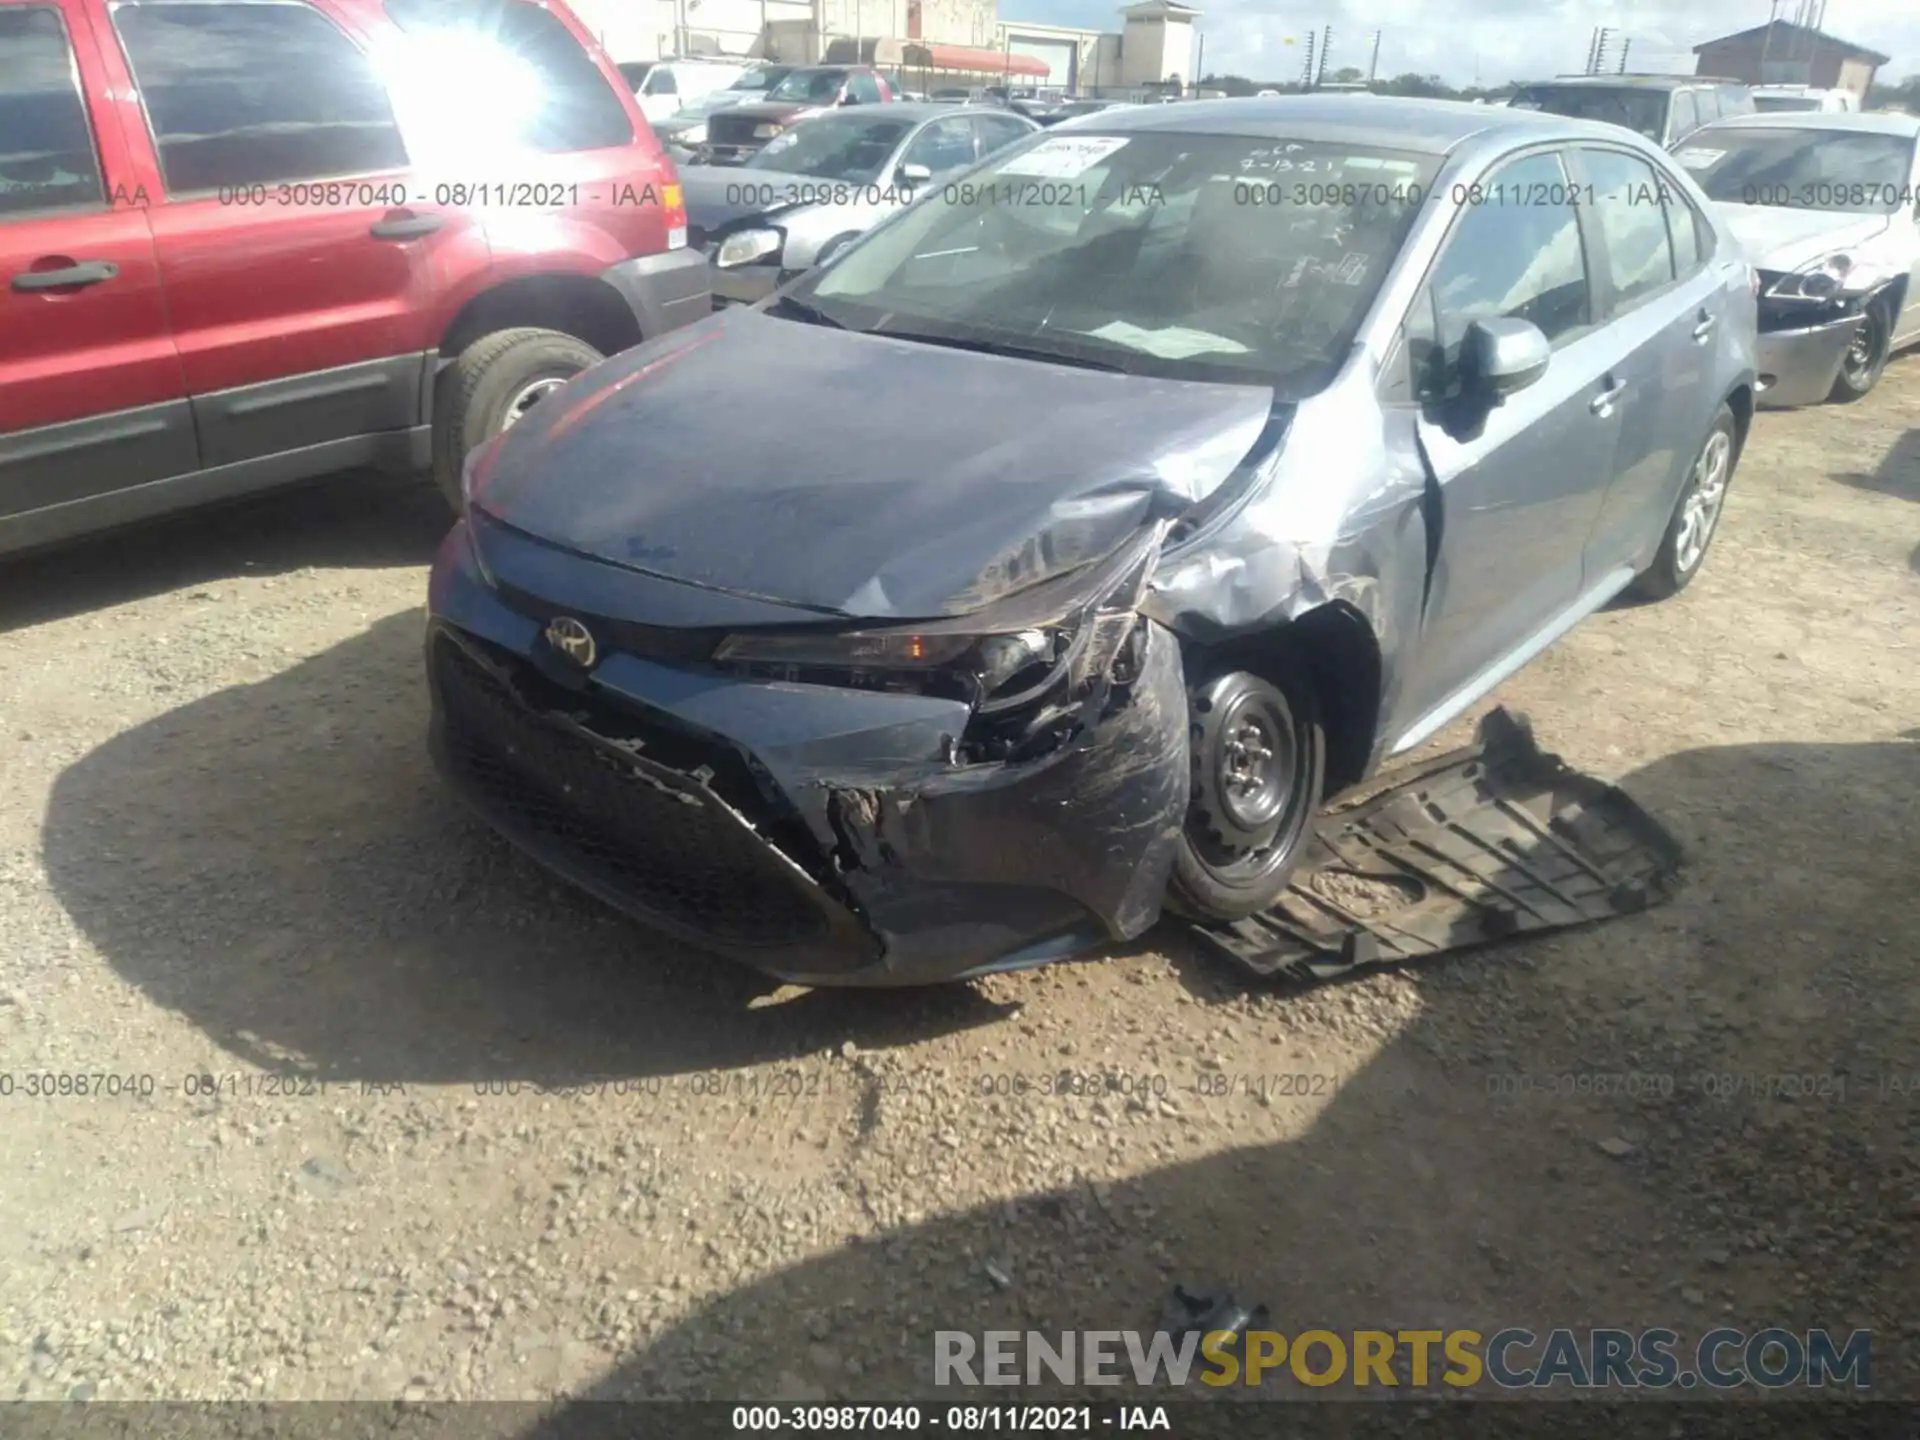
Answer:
[
  {"xmin": 700, "ymin": 66, "xmax": 897, "ymax": 164},
  {"xmin": 0, "ymin": 0, "xmax": 708, "ymax": 556}
]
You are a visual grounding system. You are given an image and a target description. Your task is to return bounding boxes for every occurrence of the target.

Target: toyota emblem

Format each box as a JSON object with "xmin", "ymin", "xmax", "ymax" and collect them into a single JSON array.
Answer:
[{"xmin": 543, "ymin": 615, "xmax": 598, "ymax": 669}]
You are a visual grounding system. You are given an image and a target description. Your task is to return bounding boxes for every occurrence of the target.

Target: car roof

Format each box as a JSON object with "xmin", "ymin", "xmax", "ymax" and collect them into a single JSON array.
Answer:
[
  {"xmin": 1518, "ymin": 75, "xmax": 1730, "ymax": 92},
  {"xmin": 1695, "ymin": 110, "xmax": 1920, "ymax": 137},
  {"xmin": 1079, "ymin": 94, "xmax": 1663, "ymax": 157}
]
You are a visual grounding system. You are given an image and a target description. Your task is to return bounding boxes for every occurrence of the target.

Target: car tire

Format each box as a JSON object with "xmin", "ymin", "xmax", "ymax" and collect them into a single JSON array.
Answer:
[
  {"xmin": 1828, "ymin": 296, "xmax": 1892, "ymax": 403},
  {"xmin": 432, "ymin": 328, "xmax": 603, "ymax": 510},
  {"xmin": 1629, "ymin": 402, "xmax": 1738, "ymax": 603},
  {"xmin": 1167, "ymin": 666, "xmax": 1325, "ymax": 923}
]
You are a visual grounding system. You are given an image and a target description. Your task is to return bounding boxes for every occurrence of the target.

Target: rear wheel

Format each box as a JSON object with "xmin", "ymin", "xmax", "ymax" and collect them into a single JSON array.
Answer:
[
  {"xmin": 1828, "ymin": 297, "xmax": 1891, "ymax": 403},
  {"xmin": 432, "ymin": 327, "xmax": 603, "ymax": 510},
  {"xmin": 1167, "ymin": 667, "xmax": 1325, "ymax": 922},
  {"xmin": 1629, "ymin": 403, "xmax": 1737, "ymax": 603}
]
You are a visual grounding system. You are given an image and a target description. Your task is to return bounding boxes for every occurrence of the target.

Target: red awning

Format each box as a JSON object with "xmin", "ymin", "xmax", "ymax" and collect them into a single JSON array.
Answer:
[{"xmin": 903, "ymin": 42, "xmax": 1053, "ymax": 77}]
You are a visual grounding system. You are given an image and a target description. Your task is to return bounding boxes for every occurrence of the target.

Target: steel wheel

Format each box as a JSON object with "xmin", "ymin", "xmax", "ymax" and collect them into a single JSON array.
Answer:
[{"xmin": 1168, "ymin": 668, "xmax": 1325, "ymax": 921}]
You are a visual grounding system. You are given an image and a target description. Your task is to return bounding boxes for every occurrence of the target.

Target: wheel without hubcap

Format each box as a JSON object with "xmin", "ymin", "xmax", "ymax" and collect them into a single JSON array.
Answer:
[
  {"xmin": 1167, "ymin": 668, "xmax": 1325, "ymax": 922},
  {"xmin": 1830, "ymin": 301, "xmax": 1890, "ymax": 402}
]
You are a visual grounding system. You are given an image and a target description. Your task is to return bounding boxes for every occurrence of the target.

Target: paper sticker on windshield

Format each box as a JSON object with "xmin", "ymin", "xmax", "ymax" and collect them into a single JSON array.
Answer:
[
  {"xmin": 1674, "ymin": 147, "xmax": 1723, "ymax": 168},
  {"xmin": 1086, "ymin": 321, "xmax": 1250, "ymax": 360},
  {"xmin": 998, "ymin": 136, "xmax": 1130, "ymax": 178}
]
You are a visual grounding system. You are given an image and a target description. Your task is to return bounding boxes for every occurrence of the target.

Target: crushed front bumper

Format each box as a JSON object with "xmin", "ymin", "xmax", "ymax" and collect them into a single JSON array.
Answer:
[
  {"xmin": 1755, "ymin": 312, "xmax": 1865, "ymax": 409},
  {"xmin": 424, "ymin": 522, "xmax": 1190, "ymax": 986}
]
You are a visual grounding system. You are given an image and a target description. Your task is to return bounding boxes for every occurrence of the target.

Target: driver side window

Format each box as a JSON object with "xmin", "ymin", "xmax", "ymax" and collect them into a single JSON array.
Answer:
[{"xmin": 847, "ymin": 72, "xmax": 881, "ymax": 104}]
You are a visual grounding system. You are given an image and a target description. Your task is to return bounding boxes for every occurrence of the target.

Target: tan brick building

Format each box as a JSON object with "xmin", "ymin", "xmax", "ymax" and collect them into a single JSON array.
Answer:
[{"xmin": 1692, "ymin": 20, "xmax": 1889, "ymax": 103}]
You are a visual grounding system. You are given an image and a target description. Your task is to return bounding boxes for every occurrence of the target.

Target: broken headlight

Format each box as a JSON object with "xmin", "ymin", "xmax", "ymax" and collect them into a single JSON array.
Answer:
[
  {"xmin": 713, "ymin": 617, "xmax": 1085, "ymax": 712},
  {"xmin": 712, "ymin": 530, "xmax": 1162, "ymax": 718},
  {"xmin": 1766, "ymin": 251, "xmax": 1853, "ymax": 300}
]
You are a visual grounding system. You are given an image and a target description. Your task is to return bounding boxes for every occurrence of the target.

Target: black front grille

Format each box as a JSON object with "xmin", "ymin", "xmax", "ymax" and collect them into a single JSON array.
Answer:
[
  {"xmin": 706, "ymin": 113, "xmax": 762, "ymax": 146},
  {"xmin": 432, "ymin": 635, "xmax": 831, "ymax": 948}
]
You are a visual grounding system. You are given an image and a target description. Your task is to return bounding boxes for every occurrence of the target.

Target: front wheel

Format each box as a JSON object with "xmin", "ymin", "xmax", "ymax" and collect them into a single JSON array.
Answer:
[
  {"xmin": 432, "ymin": 328, "xmax": 604, "ymax": 510},
  {"xmin": 1629, "ymin": 403, "xmax": 1737, "ymax": 603},
  {"xmin": 1167, "ymin": 667, "xmax": 1325, "ymax": 922},
  {"xmin": 1828, "ymin": 298, "xmax": 1891, "ymax": 403}
]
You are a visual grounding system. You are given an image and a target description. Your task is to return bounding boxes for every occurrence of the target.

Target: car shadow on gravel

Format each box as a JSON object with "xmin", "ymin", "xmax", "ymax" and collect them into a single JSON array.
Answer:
[
  {"xmin": 1832, "ymin": 424, "xmax": 1919, "ymax": 504},
  {"xmin": 508, "ymin": 733, "xmax": 1917, "ymax": 1413},
  {"xmin": 42, "ymin": 608, "xmax": 1009, "ymax": 1087},
  {"xmin": 0, "ymin": 470, "xmax": 452, "ymax": 634}
]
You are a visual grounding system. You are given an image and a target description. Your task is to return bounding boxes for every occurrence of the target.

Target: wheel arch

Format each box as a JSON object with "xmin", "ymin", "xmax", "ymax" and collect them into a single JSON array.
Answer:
[
  {"xmin": 1176, "ymin": 600, "xmax": 1386, "ymax": 799},
  {"xmin": 437, "ymin": 274, "xmax": 642, "ymax": 361}
]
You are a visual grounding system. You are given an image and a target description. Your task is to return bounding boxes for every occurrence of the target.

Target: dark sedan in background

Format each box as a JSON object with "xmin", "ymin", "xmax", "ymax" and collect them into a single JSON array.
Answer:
[
  {"xmin": 681, "ymin": 103, "xmax": 1040, "ymax": 306},
  {"xmin": 427, "ymin": 98, "xmax": 1757, "ymax": 987}
]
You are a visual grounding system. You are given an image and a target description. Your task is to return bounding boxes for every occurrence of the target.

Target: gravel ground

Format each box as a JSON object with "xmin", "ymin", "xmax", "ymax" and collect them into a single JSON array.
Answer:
[{"xmin": 0, "ymin": 363, "xmax": 1915, "ymax": 1411}]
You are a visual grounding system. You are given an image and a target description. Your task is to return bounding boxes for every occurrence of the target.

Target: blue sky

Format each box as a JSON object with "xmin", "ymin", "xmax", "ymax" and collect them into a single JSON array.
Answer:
[{"xmin": 1006, "ymin": 0, "xmax": 1920, "ymax": 88}]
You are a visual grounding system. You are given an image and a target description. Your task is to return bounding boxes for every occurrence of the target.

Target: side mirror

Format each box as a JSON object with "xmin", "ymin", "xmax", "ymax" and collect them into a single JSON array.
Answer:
[
  {"xmin": 897, "ymin": 162, "xmax": 933, "ymax": 187},
  {"xmin": 1464, "ymin": 317, "xmax": 1550, "ymax": 400}
]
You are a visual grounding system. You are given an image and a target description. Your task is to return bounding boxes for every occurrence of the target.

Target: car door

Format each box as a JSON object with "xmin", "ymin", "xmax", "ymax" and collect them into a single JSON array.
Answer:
[
  {"xmin": 0, "ymin": 0, "xmax": 194, "ymax": 534},
  {"xmin": 103, "ymin": 0, "xmax": 462, "ymax": 469},
  {"xmin": 1897, "ymin": 141, "xmax": 1920, "ymax": 346},
  {"xmin": 1571, "ymin": 144, "xmax": 1732, "ymax": 579},
  {"xmin": 1395, "ymin": 147, "xmax": 1622, "ymax": 730}
]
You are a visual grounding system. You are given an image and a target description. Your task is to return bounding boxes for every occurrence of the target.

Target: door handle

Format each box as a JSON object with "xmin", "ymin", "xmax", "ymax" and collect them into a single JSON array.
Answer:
[
  {"xmin": 11, "ymin": 260, "xmax": 118, "ymax": 292},
  {"xmin": 1589, "ymin": 377, "xmax": 1626, "ymax": 416},
  {"xmin": 1692, "ymin": 315, "xmax": 1716, "ymax": 342},
  {"xmin": 369, "ymin": 214, "xmax": 444, "ymax": 240}
]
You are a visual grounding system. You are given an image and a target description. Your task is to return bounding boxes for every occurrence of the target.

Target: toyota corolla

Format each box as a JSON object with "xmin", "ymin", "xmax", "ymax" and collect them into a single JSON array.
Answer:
[{"xmin": 425, "ymin": 97, "xmax": 1758, "ymax": 986}]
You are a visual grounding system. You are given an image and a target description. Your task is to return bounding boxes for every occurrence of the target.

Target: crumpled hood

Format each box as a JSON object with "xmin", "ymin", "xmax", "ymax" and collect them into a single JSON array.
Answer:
[
  {"xmin": 470, "ymin": 310, "xmax": 1276, "ymax": 620},
  {"xmin": 1714, "ymin": 204, "xmax": 1890, "ymax": 273}
]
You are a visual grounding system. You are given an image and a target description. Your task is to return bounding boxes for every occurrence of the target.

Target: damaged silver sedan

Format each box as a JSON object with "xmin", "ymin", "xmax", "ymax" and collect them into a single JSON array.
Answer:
[
  {"xmin": 1675, "ymin": 110, "xmax": 1920, "ymax": 405},
  {"xmin": 424, "ymin": 97, "xmax": 1757, "ymax": 986}
]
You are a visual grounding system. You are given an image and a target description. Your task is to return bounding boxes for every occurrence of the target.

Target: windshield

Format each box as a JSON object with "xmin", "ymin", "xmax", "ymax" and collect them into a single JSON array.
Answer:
[
  {"xmin": 745, "ymin": 115, "xmax": 914, "ymax": 180},
  {"xmin": 1675, "ymin": 127, "xmax": 1917, "ymax": 213},
  {"xmin": 767, "ymin": 69, "xmax": 847, "ymax": 104},
  {"xmin": 1754, "ymin": 95, "xmax": 1820, "ymax": 112},
  {"xmin": 790, "ymin": 131, "xmax": 1438, "ymax": 393},
  {"xmin": 1509, "ymin": 85, "xmax": 1667, "ymax": 141},
  {"xmin": 730, "ymin": 66, "xmax": 788, "ymax": 93}
]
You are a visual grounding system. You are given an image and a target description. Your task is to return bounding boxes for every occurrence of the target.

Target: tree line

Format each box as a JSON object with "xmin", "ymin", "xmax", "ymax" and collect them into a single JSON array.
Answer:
[{"xmin": 1199, "ymin": 67, "xmax": 1920, "ymax": 110}]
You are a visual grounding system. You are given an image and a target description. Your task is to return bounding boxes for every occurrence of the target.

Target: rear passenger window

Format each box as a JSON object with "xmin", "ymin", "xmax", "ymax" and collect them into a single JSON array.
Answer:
[
  {"xmin": 1720, "ymin": 86, "xmax": 1754, "ymax": 116},
  {"xmin": 385, "ymin": 0, "xmax": 632, "ymax": 152},
  {"xmin": 112, "ymin": 2, "xmax": 408, "ymax": 195},
  {"xmin": 1583, "ymin": 148, "xmax": 1677, "ymax": 311},
  {"xmin": 0, "ymin": 6, "xmax": 107, "ymax": 218}
]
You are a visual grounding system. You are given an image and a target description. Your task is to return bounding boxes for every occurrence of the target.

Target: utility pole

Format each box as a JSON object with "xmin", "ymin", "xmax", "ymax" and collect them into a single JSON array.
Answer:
[
  {"xmin": 1589, "ymin": 27, "xmax": 1615, "ymax": 74},
  {"xmin": 1194, "ymin": 31, "xmax": 1204, "ymax": 95},
  {"xmin": 1617, "ymin": 36, "xmax": 1631, "ymax": 72},
  {"xmin": 1584, "ymin": 26, "xmax": 1600, "ymax": 74},
  {"xmin": 1367, "ymin": 29, "xmax": 1381, "ymax": 84},
  {"xmin": 1301, "ymin": 29, "xmax": 1315, "ymax": 89},
  {"xmin": 1316, "ymin": 24, "xmax": 1331, "ymax": 86}
]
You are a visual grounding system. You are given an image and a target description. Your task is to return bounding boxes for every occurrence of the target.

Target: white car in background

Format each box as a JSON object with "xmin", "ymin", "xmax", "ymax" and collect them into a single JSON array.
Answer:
[
  {"xmin": 623, "ymin": 58, "xmax": 750, "ymax": 124},
  {"xmin": 1751, "ymin": 85, "xmax": 1858, "ymax": 114},
  {"xmin": 1676, "ymin": 110, "xmax": 1920, "ymax": 405}
]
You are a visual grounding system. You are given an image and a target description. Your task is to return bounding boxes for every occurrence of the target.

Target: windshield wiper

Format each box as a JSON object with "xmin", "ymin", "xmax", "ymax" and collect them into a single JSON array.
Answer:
[
  {"xmin": 765, "ymin": 294, "xmax": 848, "ymax": 329},
  {"xmin": 871, "ymin": 328, "xmax": 1129, "ymax": 372}
]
